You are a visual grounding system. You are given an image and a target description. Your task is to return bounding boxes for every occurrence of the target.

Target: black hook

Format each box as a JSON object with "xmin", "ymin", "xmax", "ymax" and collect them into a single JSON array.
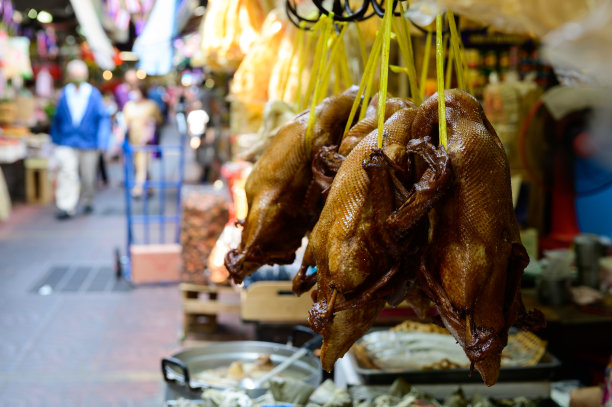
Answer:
[
  {"xmin": 285, "ymin": 0, "xmax": 458, "ymax": 36},
  {"xmin": 286, "ymin": 0, "xmax": 322, "ymax": 30}
]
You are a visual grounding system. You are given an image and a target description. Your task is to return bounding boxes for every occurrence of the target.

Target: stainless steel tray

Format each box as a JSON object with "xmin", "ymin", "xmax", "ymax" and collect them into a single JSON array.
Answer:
[{"xmin": 345, "ymin": 350, "xmax": 561, "ymax": 384}]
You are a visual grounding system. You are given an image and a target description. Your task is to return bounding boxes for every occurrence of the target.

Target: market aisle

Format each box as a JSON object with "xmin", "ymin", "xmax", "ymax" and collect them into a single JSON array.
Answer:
[{"xmin": 0, "ymin": 124, "xmax": 188, "ymax": 407}]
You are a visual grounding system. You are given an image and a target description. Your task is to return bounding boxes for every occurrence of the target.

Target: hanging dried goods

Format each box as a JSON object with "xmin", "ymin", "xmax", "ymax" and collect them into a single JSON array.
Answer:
[{"xmin": 224, "ymin": 87, "xmax": 360, "ymax": 283}]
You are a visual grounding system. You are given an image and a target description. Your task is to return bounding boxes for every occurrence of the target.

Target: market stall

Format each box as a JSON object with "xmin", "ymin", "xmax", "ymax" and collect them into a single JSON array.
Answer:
[{"xmin": 163, "ymin": 0, "xmax": 612, "ymax": 406}]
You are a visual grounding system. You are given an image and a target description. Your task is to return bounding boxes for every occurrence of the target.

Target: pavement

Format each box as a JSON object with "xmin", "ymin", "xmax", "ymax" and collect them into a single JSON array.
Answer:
[{"xmin": 0, "ymin": 123, "xmax": 251, "ymax": 406}]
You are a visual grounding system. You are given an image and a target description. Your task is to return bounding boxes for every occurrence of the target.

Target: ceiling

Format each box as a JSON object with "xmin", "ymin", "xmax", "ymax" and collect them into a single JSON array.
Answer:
[{"xmin": 14, "ymin": 0, "xmax": 73, "ymax": 19}]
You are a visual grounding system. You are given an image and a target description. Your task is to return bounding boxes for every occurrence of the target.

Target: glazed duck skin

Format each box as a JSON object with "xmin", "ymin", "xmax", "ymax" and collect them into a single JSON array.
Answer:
[
  {"xmin": 404, "ymin": 89, "xmax": 544, "ymax": 386},
  {"xmin": 297, "ymin": 108, "xmax": 450, "ymax": 371},
  {"xmin": 338, "ymin": 95, "xmax": 413, "ymax": 157},
  {"xmin": 312, "ymin": 96, "xmax": 413, "ymax": 197},
  {"xmin": 225, "ymin": 88, "xmax": 358, "ymax": 283}
]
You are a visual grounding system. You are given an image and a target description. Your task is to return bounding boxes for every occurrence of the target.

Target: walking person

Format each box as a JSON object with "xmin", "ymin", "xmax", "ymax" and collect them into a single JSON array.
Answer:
[
  {"xmin": 122, "ymin": 85, "xmax": 162, "ymax": 198},
  {"xmin": 50, "ymin": 60, "xmax": 111, "ymax": 219}
]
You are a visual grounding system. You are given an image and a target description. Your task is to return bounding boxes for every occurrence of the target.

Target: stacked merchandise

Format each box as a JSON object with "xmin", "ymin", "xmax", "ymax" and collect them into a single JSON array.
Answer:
[{"xmin": 180, "ymin": 190, "xmax": 229, "ymax": 285}]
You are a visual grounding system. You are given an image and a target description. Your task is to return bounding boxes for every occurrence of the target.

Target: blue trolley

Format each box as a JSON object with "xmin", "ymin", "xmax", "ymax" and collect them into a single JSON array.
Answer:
[{"xmin": 116, "ymin": 113, "xmax": 187, "ymax": 281}]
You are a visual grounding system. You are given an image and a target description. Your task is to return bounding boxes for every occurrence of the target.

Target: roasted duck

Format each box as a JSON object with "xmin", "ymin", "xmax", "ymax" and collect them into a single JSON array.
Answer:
[
  {"xmin": 225, "ymin": 87, "xmax": 359, "ymax": 283},
  {"xmin": 393, "ymin": 89, "xmax": 545, "ymax": 386},
  {"xmin": 338, "ymin": 95, "xmax": 413, "ymax": 156},
  {"xmin": 311, "ymin": 95, "xmax": 414, "ymax": 197},
  {"xmin": 295, "ymin": 107, "xmax": 451, "ymax": 371}
]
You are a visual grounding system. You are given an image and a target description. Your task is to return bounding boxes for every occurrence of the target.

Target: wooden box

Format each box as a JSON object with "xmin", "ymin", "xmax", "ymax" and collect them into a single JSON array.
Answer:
[
  {"xmin": 130, "ymin": 243, "xmax": 182, "ymax": 284},
  {"xmin": 240, "ymin": 281, "xmax": 314, "ymax": 324}
]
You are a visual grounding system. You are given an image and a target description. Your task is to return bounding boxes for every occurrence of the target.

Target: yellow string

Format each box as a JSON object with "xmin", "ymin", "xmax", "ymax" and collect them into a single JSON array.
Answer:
[
  {"xmin": 354, "ymin": 22, "xmax": 368, "ymax": 67},
  {"xmin": 376, "ymin": 0, "xmax": 393, "ymax": 149},
  {"xmin": 445, "ymin": 35, "xmax": 453, "ymax": 88},
  {"xmin": 319, "ymin": 22, "xmax": 349, "ymax": 99},
  {"xmin": 361, "ymin": 59, "xmax": 377, "ymax": 121},
  {"xmin": 305, "ymin": 14, "xmax": 334, "ymax": 158},
  {"xmin": 447, "ymin": 11, "xmax": 465, "ymax": 91},
  {"xmin": 420, "ymin": 30, "xmax": 432, "ymax": 103},
  {"xmin": 301, "ymin": 19, "xmax": 326, "ymax": 111},
  {"xmin": 343, "ymin": 31, "xmax": 382, "ymax": 137},
  {"xmin": 296, "ymin": 22, "xmax": 312, "ymax": 109},
  {"xmin": 436, "ymin": 14, "xmax": 447, "ymax": 149},
  {"xmin": 280, "ymin": 25, "xmax": 300, "ymax": 102},
  {"xmin": 337, "ymin": 34, "xmax": 353, "ymax": 89},
  {"xmin": 396, "ymin": 1, "xmax": 421, "ymax": 105}
]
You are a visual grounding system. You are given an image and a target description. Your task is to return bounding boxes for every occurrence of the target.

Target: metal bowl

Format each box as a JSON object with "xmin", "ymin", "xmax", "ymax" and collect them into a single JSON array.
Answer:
[{"xmin": 162, "ymin": 341, "xmax": 322, "ymax": 399}]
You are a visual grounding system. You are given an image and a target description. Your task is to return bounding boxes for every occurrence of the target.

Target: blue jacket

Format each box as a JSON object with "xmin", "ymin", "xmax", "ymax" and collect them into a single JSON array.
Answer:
[{"xmin": 50, "ymin": 84, "xmax": 111, "ymax": 150}]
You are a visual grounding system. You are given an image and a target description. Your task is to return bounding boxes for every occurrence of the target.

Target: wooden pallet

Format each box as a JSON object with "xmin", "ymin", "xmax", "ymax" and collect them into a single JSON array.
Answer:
[{"xmin": 180, "ymin": 283, "xmax": 241, "ymax": 337}]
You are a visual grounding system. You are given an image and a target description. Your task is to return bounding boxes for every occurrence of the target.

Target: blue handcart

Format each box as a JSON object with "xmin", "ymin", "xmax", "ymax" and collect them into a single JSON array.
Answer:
[{"xmin": 116, "ymin": 114, "xmax": 187, "ymax": 281}]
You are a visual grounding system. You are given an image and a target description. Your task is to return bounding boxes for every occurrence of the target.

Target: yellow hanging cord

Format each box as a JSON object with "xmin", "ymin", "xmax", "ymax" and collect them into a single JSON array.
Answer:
[
  {"xmin": 445, "ymin": 35, "xmax": 453, "ymax": 88},
  {"xmin": 376, "ymin": 0, "xmax": 393, "ymax": 149},
  {"xmin": 447, "ymin": 11, "xmax": 465, "ymax": 91},
  {"xmin": 395, "ymin": 1, "xmax": 421, "ymax": 105},
  {"xmin": 354, "ymin": 22, "xmax": 368, "ymax": 67},
  {"xmin": 333, "ymin": 58, "xmax": 342, "ymax": 95},
  {"xmin": 319, "ymin": 22, "xmax": 349, "ymax": 99},
  {"xmin": 361, "ymin": 29, "xmax": 385, "ymax": 123},
  {"xmin": 301, "ymin": 17, "xmax": 327, "ymax": 111},
  {"xmin": 420, "ymin": 30, "xmax": 432, "ymax": 103},
  {"xmin": 280, "ymin": 25, "xmax": 301, "ymax": 102},
  {"xmin": 360, "ymin": 59, "xmax": 377, "ymax": 121},
  {"xmin": 343, "ymin": 30, "xmax": 383, "ymax": 137},
  {"xmin": 436, "ymin": 14, "xmax": 448, "ymax": 149},
  {"xmin": 296, "ymin": 21, "xmax": 312, "ymax": 109},
  {"xmin": 448, "ymin": 11, "xmax": 473, "ymax": 94},
  {"xmin": 337, "ymin": 33, "xmax": 353, "ymax": 89},
  {"xmin": 305, "ymin": 14, "xmax": 334, "ymax": 158}
]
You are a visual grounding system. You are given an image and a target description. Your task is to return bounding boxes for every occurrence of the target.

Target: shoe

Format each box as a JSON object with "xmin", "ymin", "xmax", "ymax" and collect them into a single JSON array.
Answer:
[
  {"xmin": 56, "ymin": 210, "xmax": 72, "ymax": 220},
  {"xmin": 83, "ymin": 205, "xmax": 94, "ymax": 215}
]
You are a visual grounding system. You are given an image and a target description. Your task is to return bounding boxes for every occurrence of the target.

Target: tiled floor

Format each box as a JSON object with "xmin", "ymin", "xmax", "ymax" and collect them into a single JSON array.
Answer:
[{"xmin": 0, "ymin": 126, "xmax": 251, "ymax": 406}]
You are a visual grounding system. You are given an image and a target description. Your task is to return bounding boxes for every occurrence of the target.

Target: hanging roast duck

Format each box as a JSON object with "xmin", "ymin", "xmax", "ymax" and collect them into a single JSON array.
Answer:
[
  {"xmin": 389, "ymin": 89, "xmax": 545, "ymax": 386},
  {"xmin": 294, "ymin": 107, "xmax": 451, "ymax": 371},
  {"xmin": 225, "ymin": 87, "xmax": 359, "ymax": 283}
]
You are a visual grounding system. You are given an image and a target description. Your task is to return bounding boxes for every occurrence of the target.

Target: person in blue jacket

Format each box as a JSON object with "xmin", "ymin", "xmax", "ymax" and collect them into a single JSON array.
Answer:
[{"xmin": 50, "ymin": 60, "xmax": 111, "ymax": 219}]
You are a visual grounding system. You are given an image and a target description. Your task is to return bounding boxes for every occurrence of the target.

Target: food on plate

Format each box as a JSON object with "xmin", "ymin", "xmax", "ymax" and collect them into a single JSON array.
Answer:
[
  {"xmin": 353, "ymin": 330, "xmax": 471, "ymax": 371},
  {"xmin": 195, "ymin": 354, "xmax": 287, "ymax": 388},
  {"xmin": 399, "ymin": 89, "xmax": 545, "ymax": 386},
  {"xmin": 351, "ymin": 327, "xmax": 547, "ymax": 372},
  {"xmin": 294, "ymin": 107, "xmax": 451, "ymax": 372},
  {"xmin": 225, "ymin": 87, "xmax": 359, "ymax": 283}
]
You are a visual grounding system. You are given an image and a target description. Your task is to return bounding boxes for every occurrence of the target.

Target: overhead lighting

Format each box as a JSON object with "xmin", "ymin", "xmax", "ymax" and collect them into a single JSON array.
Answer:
[
  {"xmin": 119, "ymin": 51, "xmax": 139, "ymax": 61},
  {"xmin": 12, "ymin": 11, "xmax": 23, "ymax": 24},
  {"xmin": 37, "ymin": 10, "xmax": 53, "ymax": 24},
  {"xmin": 193, "ymin": 6, "xmax": 206, "ymax": 16},
  {"xmin": 136, "ymin": 69, "xmax": 147, "ymax": 80},
  {"xmin": 102, "ymin": 70, "xmax": 113, "ymax": 81},
  {"xmin": 27, "ymin": 9, "xmax": 37, "ymax": 19}
]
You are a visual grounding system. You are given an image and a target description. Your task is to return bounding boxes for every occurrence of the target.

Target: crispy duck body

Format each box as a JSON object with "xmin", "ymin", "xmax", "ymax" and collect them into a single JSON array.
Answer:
[
  {"xmin": 224, "ymin": 87, "xmax": 359, "ymax": 283},
  {"xmin": 338, "ymin": 95, "xmax": 413, "ymax": 156},
  {"xmin": 394, "ymin": 89, "xmax": 545, "ymax": 386},
  {"xmin": 295, "ymin": 108, "xmax": 451, "ymax": 371},
  {"xmin": 312, "ymin": 96, "xmax": 414, "ymax": 197}
]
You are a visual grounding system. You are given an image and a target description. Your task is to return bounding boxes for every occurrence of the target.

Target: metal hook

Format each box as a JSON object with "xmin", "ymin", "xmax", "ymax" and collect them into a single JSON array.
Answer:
[
  {"xmin": 286, "ymin": 0, "xmax": 322, "ymax": 30},
  {"xmin": 285, "ymin": 0, "xmax": 457, "ymax": 34}
]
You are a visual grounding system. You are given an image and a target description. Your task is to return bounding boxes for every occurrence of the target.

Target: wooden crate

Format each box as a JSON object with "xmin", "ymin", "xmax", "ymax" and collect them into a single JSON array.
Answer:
[
  {"xmin": 240, "ymin": 281, "xmax": 421, "ymax": 325},
  {"xmin": 240, "ymin": 281, "xmax": 314, "ymax": 324},
  {"xmin": 24, "ymin": 158, "xmax": 51, "ymax": 205},
  {"xmin": 180, "ymin": 283, "xmax": 241, "ymax": 338}
]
